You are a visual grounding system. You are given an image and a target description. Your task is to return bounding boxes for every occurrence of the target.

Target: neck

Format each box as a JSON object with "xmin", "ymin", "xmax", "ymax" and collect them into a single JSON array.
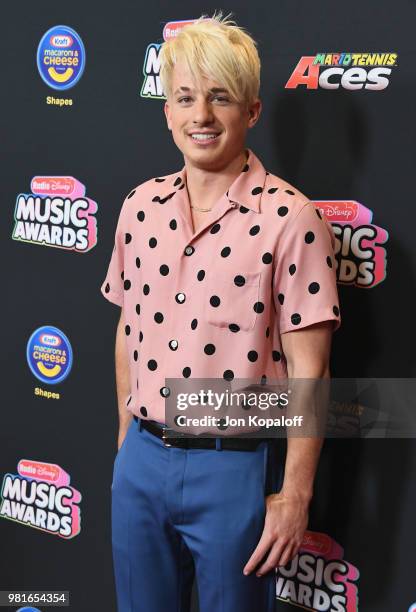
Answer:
[{"xmin": 184, "ymin": 150, "xmax": 247, "ymax": 210}]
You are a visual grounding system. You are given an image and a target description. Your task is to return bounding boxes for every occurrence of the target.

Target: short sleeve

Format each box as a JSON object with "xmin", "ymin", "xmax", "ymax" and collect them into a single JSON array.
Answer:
[
  {"xmin": 273, "ymin": 202, "xmax": 341, "ymax": 334},
  {"xmin": 100, "ymin": 200, "xmax": 128, "ymax": 307}
]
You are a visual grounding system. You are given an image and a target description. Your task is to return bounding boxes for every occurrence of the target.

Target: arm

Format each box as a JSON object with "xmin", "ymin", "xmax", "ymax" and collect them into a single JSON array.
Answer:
[
  {"xmin": 243, "ymin": 320, "xmax": 333, "ymax": 576},
  {"xmin": 280, "ymin": 319, "xmax": 332, "ymax": 503},
  {"xmin": 115, "ymin": 307, "xmax": 133, "ymax": 450},
  {"xmin": 243, "ymin": 199, "xmax": 340, "ymax": 576}
]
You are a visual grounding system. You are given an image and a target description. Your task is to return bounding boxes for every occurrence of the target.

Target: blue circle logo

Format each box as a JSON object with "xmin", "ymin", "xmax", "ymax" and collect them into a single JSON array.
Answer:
[
  {"xmin": 37, "ymin": 25, "xmax": 86, "ymax": 90},
  {"xmin": 17, "ymin": 608, "xmax": 42, "ymax": 611},
  {"xmin": 26, "ymin": 325, "xmax": 73, "ymax": 384}
]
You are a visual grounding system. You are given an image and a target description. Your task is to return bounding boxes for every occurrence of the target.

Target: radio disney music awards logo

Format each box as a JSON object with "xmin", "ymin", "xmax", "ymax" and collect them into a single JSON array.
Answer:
[
  {"xmin": 286, "ymin": 53, "xmax": 398, "ymax": 91},
  {"xmin": 313, "ymin": 200, "xmax": 389, "ymax": 288},
  {"xmin": 0, "ymin": 460, "xmax": 81, "ymax": 539},
  {"xmin": 141, "ymin": 19, "xmax": 198, "ymax": 99},
  {"xmin": 12, "ymin": 176, "xmax": 98, "ymax": 252},
  {"xmin": 37, "ymin": 25, "xmax": 86, "ymax": 90},
  {"xmin": 27, "ymin": 326, "xmax": 73, "ymax": 385},
  {"xmin": 276, "ymin": 530, "xmax": 359, "ymax": 611}
]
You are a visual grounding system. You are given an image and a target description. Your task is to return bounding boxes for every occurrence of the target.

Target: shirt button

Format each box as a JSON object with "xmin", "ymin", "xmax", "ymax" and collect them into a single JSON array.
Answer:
[
  {"xmin": 184, "ymin": 245, "xmax": 195, "ymax": 256},
  {"xmin": 160, "ymin": 386, "xmax": 170, "ymax": 397},
  {"xmin": 175, "ymin": 292, "xmax": 186, "ymax": 303},
  {"xmin": 169, "ymin": 339, "xmax": 178, "ymax": 351}
]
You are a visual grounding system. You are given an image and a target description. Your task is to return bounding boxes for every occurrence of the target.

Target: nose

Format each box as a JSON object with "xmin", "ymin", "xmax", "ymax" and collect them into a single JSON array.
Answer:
[{"xmin": 192, "ymin": 98, "xmax": 214, "ymax": 124}]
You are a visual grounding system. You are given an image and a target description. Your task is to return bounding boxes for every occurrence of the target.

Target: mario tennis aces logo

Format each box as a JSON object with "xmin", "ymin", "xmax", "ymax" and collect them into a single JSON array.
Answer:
[{"xmin": 286, "ymin": 53, "xmax": 398, "ymax": 90}]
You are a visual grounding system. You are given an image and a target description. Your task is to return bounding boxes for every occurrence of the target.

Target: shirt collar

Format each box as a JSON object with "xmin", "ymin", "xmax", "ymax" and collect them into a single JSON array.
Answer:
[{"xmin": 156, "ymin": 148, "xmax": 267, "ymax": 213}]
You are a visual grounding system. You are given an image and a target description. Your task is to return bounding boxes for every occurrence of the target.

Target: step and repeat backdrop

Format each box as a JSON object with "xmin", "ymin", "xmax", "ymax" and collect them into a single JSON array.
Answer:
[{"xmin": 1, "ymin": 1, "xmax": 416, "ymax": 611}]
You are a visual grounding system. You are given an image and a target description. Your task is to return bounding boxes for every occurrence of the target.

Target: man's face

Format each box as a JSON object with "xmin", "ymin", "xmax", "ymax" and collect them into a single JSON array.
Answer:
[{"xmin": 164, "ymin": 61, "xmax": 261, "ymax": 171}]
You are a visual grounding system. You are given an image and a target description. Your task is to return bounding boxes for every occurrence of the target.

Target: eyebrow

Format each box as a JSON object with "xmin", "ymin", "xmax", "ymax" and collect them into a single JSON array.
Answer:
[{"xmin": 173, "ymin": 86, "xmax": 230, "ymax": 96}]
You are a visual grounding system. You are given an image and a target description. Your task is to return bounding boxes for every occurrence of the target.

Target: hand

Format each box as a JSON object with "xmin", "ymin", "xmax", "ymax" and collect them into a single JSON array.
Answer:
[{"xmin": 243, "ymin": 492, "xmax": 309, "ymax": 576}]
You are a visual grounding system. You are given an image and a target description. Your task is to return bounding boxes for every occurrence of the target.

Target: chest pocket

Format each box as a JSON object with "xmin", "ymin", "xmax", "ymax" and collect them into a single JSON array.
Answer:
[{"xmin": 204, "ymin": 271, "xmax": 262, "ymax": 332}]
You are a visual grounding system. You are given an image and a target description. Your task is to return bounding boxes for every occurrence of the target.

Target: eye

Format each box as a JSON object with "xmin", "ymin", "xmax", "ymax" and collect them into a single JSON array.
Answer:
[
  {"xmin": 178, "ymin": 96, "xmax": 192, "ymax": 104},
  {"xmin": 212, "ymin": 95, "xmax": 230, "ymax": 103}
]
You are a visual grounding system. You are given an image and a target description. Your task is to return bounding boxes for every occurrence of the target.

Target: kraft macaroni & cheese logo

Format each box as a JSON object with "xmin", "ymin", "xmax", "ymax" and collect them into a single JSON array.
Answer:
[
  {"xmin": 37, "ymin": 25, "xmax": 86, "ymax": 90},
  {"xmin": 26, "ymin": 326, "xmax": 73, "ymax": 385}
]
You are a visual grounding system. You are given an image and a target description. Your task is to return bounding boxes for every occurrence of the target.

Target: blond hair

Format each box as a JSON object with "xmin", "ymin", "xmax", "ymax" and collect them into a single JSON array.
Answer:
[{"xmin": 159, "ymin": 11, "xmax": 261, "ymax": 107}]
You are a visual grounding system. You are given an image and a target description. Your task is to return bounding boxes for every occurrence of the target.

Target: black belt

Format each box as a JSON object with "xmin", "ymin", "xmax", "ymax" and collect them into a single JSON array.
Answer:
[{"xmin": 133, "ymin": 416, "xmax": 264, "ymax": 451}]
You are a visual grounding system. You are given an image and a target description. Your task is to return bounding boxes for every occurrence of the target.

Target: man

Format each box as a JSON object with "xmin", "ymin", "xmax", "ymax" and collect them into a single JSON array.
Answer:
[{"xmin": 100, "ymin": 12, "xmax": 341, "ymax": 612}]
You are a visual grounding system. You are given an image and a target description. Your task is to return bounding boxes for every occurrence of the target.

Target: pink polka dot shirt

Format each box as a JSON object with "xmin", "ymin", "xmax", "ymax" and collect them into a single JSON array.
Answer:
[{"xmin": 101, "ymin": 149, "xmax": 341, "ymax": 423}]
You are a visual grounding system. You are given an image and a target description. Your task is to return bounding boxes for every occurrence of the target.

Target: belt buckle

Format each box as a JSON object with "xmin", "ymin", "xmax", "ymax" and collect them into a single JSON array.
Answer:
[{"xmin": 162, "ymin": 428, "xmax": 172, "ymax": 447}]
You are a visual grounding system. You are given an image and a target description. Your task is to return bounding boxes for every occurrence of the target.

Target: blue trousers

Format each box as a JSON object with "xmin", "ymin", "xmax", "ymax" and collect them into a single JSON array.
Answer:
[{"xmin": 111, "ymin": 418, "xmax": 283, "ymax": 612}]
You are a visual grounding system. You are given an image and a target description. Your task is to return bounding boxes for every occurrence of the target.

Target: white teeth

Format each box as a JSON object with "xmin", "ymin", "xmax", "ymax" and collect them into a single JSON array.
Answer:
[{"xmin": 191, "ymin": 133, "xmax": 219, "ymax": 140}]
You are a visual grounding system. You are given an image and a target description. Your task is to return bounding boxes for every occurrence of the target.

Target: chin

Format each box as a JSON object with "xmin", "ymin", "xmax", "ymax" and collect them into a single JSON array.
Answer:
[
  {"xmin": 186, "ymin": 146, "xmax": 229, "ymax": 167},
  {"xmin": 193, "ymin": 155, "xmax": 226, "ymax": 170}
]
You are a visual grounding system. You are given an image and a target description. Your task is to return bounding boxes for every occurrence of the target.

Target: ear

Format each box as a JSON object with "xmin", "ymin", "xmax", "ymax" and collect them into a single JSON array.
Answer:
[
  {"xmin": 247, "ymin": 98, "xmax": 262, "ymax": 129},
  {"xmin": 164, "ymin": 101, "xmax": 172, "ymax": 131}
]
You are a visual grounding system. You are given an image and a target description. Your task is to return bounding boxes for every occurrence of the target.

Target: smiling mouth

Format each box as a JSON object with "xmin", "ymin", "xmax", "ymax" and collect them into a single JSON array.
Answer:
[{"xmin": 189, "ymin": 132, "xmax": 221, "ymax": 143}]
